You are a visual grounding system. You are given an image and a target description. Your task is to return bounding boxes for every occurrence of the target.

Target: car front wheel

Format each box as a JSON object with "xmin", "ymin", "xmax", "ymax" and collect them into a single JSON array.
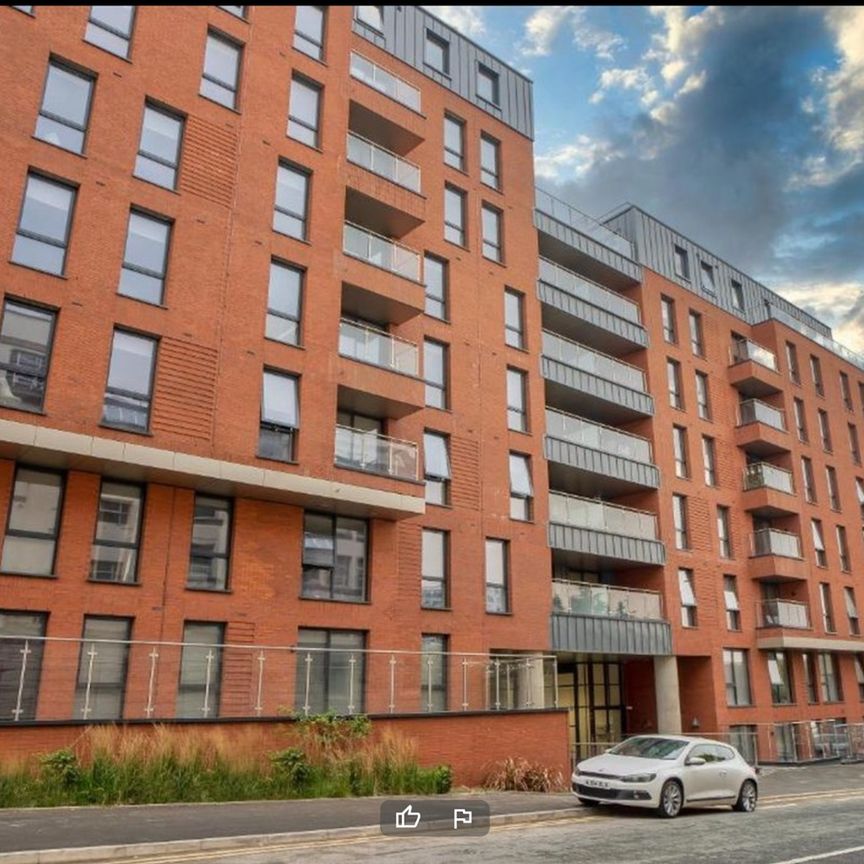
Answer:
[
  {"xmin": 657, "ymin": 780, "xmax": 683, "ymax": 818},
  {"xmin": 733, "ymin": 780, "xmax": 758, "ymax": 813}
]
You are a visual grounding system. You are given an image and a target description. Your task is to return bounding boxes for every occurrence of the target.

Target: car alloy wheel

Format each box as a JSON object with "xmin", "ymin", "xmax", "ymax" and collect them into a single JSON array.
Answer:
[
  {"xmin": 734, "ymin": 780, "xmax": 758, "ymax": 813},
  {"xmin": 658, "ymin": 780, "xmax": 683, "ymax": 818}
]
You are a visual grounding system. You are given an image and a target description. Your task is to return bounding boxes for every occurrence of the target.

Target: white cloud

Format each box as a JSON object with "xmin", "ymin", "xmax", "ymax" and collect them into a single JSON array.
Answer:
[
  {"xmin": 522, "ymin": 6, "xmax": 576, "ymax": 57},
  {"xmin": 520, "ymin": 6, "xmax": 624, "ymax": 60},
  {"xmin": 535, "ymin": 135, "xmax": 621, "ymax": 180},
  {"xmin": 570, "ymin": 7, "xmax": 626, "ymax": 60},
  {"xmin": 820, "ymin": 7, "xmax": 864, "ymax": 157},
  {"xmin": 422, "ymin": 6, "xmax": 486, "ymax": 39},
  {"xmin": 591, "ymin": 66, "xmax": 652, "ymax": 104}
]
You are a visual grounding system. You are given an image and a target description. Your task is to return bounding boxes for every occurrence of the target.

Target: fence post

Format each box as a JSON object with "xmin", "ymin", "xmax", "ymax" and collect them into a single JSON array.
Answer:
[
  {"xmin": 524, "ymin": 657, "xmax": 533, "ymax": 708},
  {"xmin": 303, "ymin": 652, "xmax": 313, "ymax": 717},
  {"xmin": 553, "ymin": 658, "xmax": 559, "ymax": 709},
  {"xmin": 145, "ymin": 647, "xmax": 159, "ymax": 718},
  {"xmin": 494, "ymin": 658, "xmax": 501, "ymax": 711},
  {"xmin": 255, "ymin": 651, "xmax": 266, "ymax": 716},
  {"xmin": 202, "ymin": 649, "xmax": 214, "ymax": 718},
  {"xmin": 425, "ymin": 655, "xmax": 433, "ymax": 712},
  {"xmin": 12, "ymin": 639, "xmax": 31, "ymax": 721},
  {"xmin": 348, "ymin": 654, "xmax": 356, "ymax": 714},
  {"xmin": 461, "ymin": 656, "xmax": 469, "ymax": 711},
  {"xmin": 81, "ymin": 644, "xmax": 98, "ymax": 719},
  {"xmin": 388, "ymin": 654, "xmax": 396, "ymax": 713}
]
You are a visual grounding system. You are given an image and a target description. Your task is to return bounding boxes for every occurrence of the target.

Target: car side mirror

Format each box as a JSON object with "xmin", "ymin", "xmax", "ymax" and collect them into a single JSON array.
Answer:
[{"xmin": 686, "ymin": 756, "xmax": 706, "ymax": 766}]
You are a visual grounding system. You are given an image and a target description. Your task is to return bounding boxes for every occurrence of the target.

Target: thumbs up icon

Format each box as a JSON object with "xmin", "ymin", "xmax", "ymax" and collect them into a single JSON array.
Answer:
[{"xmin": 395, "ymin": 804, "xmax": 421, "ymax": 829}]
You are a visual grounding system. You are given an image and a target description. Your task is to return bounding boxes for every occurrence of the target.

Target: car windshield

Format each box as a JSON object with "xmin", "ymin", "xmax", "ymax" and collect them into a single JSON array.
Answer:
[{"xmin": 608, "ymin": 737, "xmax": 689, "ymax": 760}]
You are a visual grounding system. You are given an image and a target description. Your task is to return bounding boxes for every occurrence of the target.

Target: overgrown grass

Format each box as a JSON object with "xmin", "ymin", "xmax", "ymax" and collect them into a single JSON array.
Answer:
[{"xmin": 0, "ymin": 718, "xmax": 452, "ymax": 808}]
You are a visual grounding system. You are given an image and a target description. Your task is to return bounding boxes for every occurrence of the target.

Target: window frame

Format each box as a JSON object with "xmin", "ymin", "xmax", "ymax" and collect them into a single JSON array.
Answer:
[
  {"xmin": 88, "ymin": 479, "xmax": 145, "ymax": 584},
  {"xmin": 672, "ymin": 494, "xmax": 689, "ymax": 550},
  {"xmin": 423, "ymin": 338, "xmax": 448, "ymax": 410},
  {"xmin": 443, "ymin": 115, "xmax": 465, "ymax": 171},
  {"xmin": 424, "ymin": 30, "xmax": 449, "ymax": 75},
  {"xmin": 672, "ymin": 425, "xmax": 689, "ymax": 479},
  {"xmin": 293, "ymin": 5, "xmax": 326, "ymax": 61},
  {"xmin": 717, "ymin": 505, "xmax": 732, "ymax": 559},
  {"xmin": 35, "ymin": 57, "xmax": 96, "ymax": 155},
  {"xmin": 301, "ymin": 512, "xmax": 368, "ymax": 602},
  {"xmin": 421, "ymin": 528, "xmax": 449, "ymax": 609},
  {"xmin": 273, "ymin": 161, "xmax": 311, "ymax": 240},
  {"xmin": 443, "ymin": 184, "xmax": 466, "ymax": 246},
  {"xmin": 695, "ymin": 371, "xmax": 711, "ymax": 420},
  {"xmin": 258, "ymin": 368, "xmax": 300, "ymax": 463},
  {"xmin": 673, "ymin": 245, "xmax": 690, "ymax": 280},
  {"xmin": 661, "ymin": 296, "xmax": 677, "ymax": 344},
  {"xmin": 506, "ymin": 366, "xmax": 528, "ymax": 432},
  {"xmin": 667, "ymin": 359, "xmax": 683, "ymax": 409},
  {"xmin": 74, "ymin": 615, "xmax": 132, "ymax": 720},
  {"xmin": 723, "ymin": 648, "xmax": 751, "ymax": 707},
  {"xmin": 678, "ymin": 568, "xmax": 697, "ymax": 628},
  {"xmin": 0, "ymin": 297, "xmax": 57, "ymax": 414},
  {"xmin": 723, "ymin": 575, "xmax": 740, "ymax": 631},
  {"xmin": 702, "ymin": 435, "xmax": 716, "ymax": 486},
  {"xmin": 504, "ymin": 288, "xmax": 525, "ymax": 349},
  {"xmin": 481, "ymin": 203, "xmax": 503, "ymax": 262},
  {"xmin": 485, "ymin": 538, "xmax": 510, "ymax": 614},
  {"xmin": 85, "ymin": 5, "xmax": 136, "ymax": 59},
  {"xmin": 0, "ymin": 609, "xmax": 47, "ymax": 721},
  {"xmin": 176, "ymin": 621, "xmax": 225, "ymax": 718},
  {"xmin": 287, "ymin": 74, "xmax": 322, "ymax": 148},
  {"xmin": 423, "ymin": 253, "xmax": 448, "ymax": 320},
  {"xmin": 200, "ymin": 29, "xmax": 243, "ymax": 110},
  {"xmin": 134, "ymin": 101, "xmax": 185, "ymax": 190},
  {"xmin": 188, "ymin": 495, "xmax": 233, "ymax": 592},
  {"xmin": 118, "ymin": 208, "xmax": 173, "ymax": 306},
  {"xmin": 480, "ymin": 133, "xmax": 501, "ymax": 189},
  {"xmin": 476, "ymin": 63, "xmax": 499, "ymax": 105},
  {"xmin": 420, "ymin": 634, "xmax": 448, "ymax": 711},
  {"xmin": 294, "ymin": 627, "xmax": 367, "ymax": 714},
  {"xmin": 688, "ymin": 310, "xmax": 704, "ymax": 357},
  {"xmin": 101, "ymin": 328, "xmax": 158, "ymax": 434},
  {"xmin": 508, "ymin": 452, "xmax": 533, "ymax": 521},
  {"xmin": 265, "ymin": 259, "xmax": 304, "ymax": 346}
]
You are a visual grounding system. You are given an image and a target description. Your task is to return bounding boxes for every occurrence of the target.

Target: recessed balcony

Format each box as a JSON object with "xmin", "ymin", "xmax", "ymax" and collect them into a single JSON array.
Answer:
[
  {"xmin": 349, "ymin": 51, "xmax": 421, "ymax": 114},
  {"xmin": 729, "ymin": 338, "xmax": 782, "ymax": 397},
  {"xmin": 338, "ymin": 319, "xmax": 418, "ymax": 377},
  {"xmin": 334, "ymin": 425, "xmax": 418, "ymax": 483},
  {"xmin": 735, "ymin": 399, "xmax": 790, "ymax": 456},
  {"xmin": 749, "ymin": 528, "xmax": 808, "ymax": 582},
  {"xmin": 757, "ymin": 599, "xmax": 811, "ymax": 630},
  {"xmin": 742, "ymin": 462, "xmax": 798, "ymax": 517},
  {"xmin": 347, "ymin": 132, "xmax": 421, "ymax": 194}
]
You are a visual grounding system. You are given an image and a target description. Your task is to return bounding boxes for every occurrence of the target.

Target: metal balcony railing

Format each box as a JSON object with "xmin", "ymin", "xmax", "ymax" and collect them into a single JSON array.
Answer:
[
  {"xmin": 347, "ymin": 132, "xmax": 421, "ymax": 193},
  {"xmin": 542, "ymin": 331, "xmax": 646, "ymax": 392},
  {"xmin": 738, "ymin": 398, "xmax": 786, "ymax": 432},
  {"xmin": 349, "ymin": 51, "xmax": 421, "ymax": 113},
  {"xmin": 744, "ymin": 462, "xmax": 795, "ymax": 495},
  {"xmin": 751, "ymin": 528, "xmax": 802, "ymax": 559},
  {"xmin": 731, "ymin": 338, "xmax": 778, "ymax": 371},
  {"xmin": 538, "ymin": 258, "xmax": 641, "ymax": 324},
  {"xmin": 758, "ymin": 599, "xmax": 811, "ymax": 630},
  {"xmin": 535, "ymin": 188, "xmax": 633, "ymax": 258},
  {"xmin": 338, "ymin": 319, "xmax": 418, "ymax": 376},
  {"xmin": 334, "ymin": 425, "xmax": 418, "ymax": 481},
  {"xmin": 549, "ymin": 491, "xmax": 659, "ymax": 541},
  {"xmin": 545, "ymin": 408, "xmax": 653, "ymax": 464},
  {"xmin": 552, "ymin": 580, "xmax": 664, "ymax": 621},
  {"xmin": 343, "ymin": 222, "xmax": 421, "ymax": 282}
]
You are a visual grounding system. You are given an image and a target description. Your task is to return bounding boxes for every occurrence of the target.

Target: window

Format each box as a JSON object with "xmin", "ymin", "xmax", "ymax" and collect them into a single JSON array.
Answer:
[
  {"xmin": 702, "ymin": 436, "xmax": 716, "ymax": 486},
  {"xmin": 266, "ymin": 260, "xmax": 302, "ymax": 345},
  {"xmin": 74, "ymin": 617, "xmax": 131, "ymax": 720},
  {"xmin": 850, "ymin": 424, "xmax": 861, "ymax": 464},
  {"xmin": 817, "ymin": 652, "xmax": 842, "ymax": 702},
  {"xmin": 820, "ymin": 582, "xmax": 834, "ymax": 632},
  {"xmin": 1, "ymin": 467, "xmax": 63, "ymax": 576},
  {"xmin": 857, "ymin": 478, "xmax": 864, "ymax": 519},
  {"xmin": 288, "ymin": 76, "xmax": 321, "ymax": 147},
  {"xmin": 101, "ymin": 330, "xmax": 157, "ymax": 432},
  {"xmin": 818, "ymin": 409, "xmax": 832, "ymax": 451},
  {"xmin": 424, "ymin": 339, "xmax": 447, "ymax": 409},
  {"xmin": 424, "ymin": 254, "xmax": 447, "ymax": 320},
  {"xmin": 724, "ymin": 575, "xmax": 740, "ymax": 630},
  {"xmin": 425, "ymin": 31, "xmax": 449, "ymax": 74},
  {"xmin": 295, "ymin": 628, "xmax": 366, "ymax": 714},
  {"xmin": 786, "ymin": 342, "xmax": 800, "ymax": 383},
  {"xmin": 766, "ymin": 651, "xmax": 793, "ymax": 705},
  {"xmin": 717, "ymin": 506, "xmax": 732, "ymax": 558},
  {"xmin": 188, "ymin": 496, "xmax": 231, "ymax": 590},
  {"xmin": 0, "ymin": 300, "xmax": 56, "ymax": 413},
  {"xmin": 506, "ymin": 367, "xmax": 528, "ymax": 432},
  {"xmin": 443, "ymin": 116, "xmax": 464, "ymax": 170},
  {"xmin": 419, "ymin": 635, "xmax": 449, "ymax": 713},
  {"xmin": 421, "ymin": 529, "xmax": 448, "ymax": 608},
  {"xmin": 661, "ymin": 296, "xmax": 677, "ymax": 343},
  {"xmin": 509, "ymin": 453, "xmax": 533, "ymax": 521},
  {"xmin": 699, "ymin": 261, "xmax": 716, "ymax": 295},
  {"xmin": 201, "ymin": 31, "xmax": 241, "ymax": 109},
  {"xmin": 302, "ymin": 513, "xmax": 367, "ymax": 601},
  {"xmin": 118, "ymin": 210, "xmax": 171, "ymax": 305},
  {"xmin": 841, "ymin": 372, "xmax": 853, "ymax": 410},
  {"xmin": 812, "ymin": 520, "xmax": 827, "ymax": 568},
  {"xmin": 89, "ymin": 481, "xmax": 143, "ymax": 583},
  {"xmin": 802, "ymin": 652, "xmax": 818, "ymax": 703},
  {"xmin": 355, "ymin": 5, "xmax": 383, "ymax": 31},
  {"xmin": 730, "ymin": 279, "xmax": 745, "ymax": 311},
  {"xmin": 11, "ymin": 5, "xmax": 34, "ymax": 12},
  {"xmin": 723, "ymin": 649, "xmax": 751, "ymax": 706},
  {"xmin": 844, "ymin": 586, "xmax": 859, "ymax": 635},
  {"xmin": 667, "ymin": 359, "xmax": 683, "ymax": 409},
  {"xmin": 274, "ymin": 163, "xmax": 309, "ymax": 240},
  {"xmin": 825, "ymin": 466, "xmax": 840, "ymax": 510},
  {"xmin": 35, "ymin": 60, "xmax": 94, "ymax": 154},
  {"xmin": 444, "ymin": 185, "xmax": 466, "ymax": 246},
  {"xmin": 802, "ymin": 457, "xmax": 816, "ymax": 503},
  {"xmin": 678, "ymin": 568, "xmax": 697, "ymax": 627},
  {"xmin": 480, "ymin": 134, "xmax": 500, "ymax": 188},
  {"xmin": 294, "ymin": 6, "xmax": 325, "ymax": 60},
  {"xmin": 810, "ymin": 355, "xmax": 824, "ymax": 396},
  {"xmin": 423, "ymin": 431, "xmax": 451, "ymax": 505},
  {"xmin": 855, "ymin": 656, "xmax": 864, "ymax": 699},
  {"xmin": 695, "ymin": 371, "xmax": 711, "ymax": 420},
  {"xmin": 12, "ymin": 173, "xmax": 76, "ymax": 276},
  {"xmin": 135, "ymin": 103, "xmax": 183, "ymax": 189},
  {"xmin": 485, "ymin": 539, "xmax": 509, "ymax": 613},
  {"xmin": 477, "ymin": 64, "xmax": 499, "ymax": 104},
  {"xmin": 794, "ymin": 398, "xmax": 808, "ymax": 442},
  {"xmin": 482, "ymin": 204, "xmax": 502, "ymax": 262},
  {"xmin": 0, "ymin": 610, "xmax": 46, "ymax": 721},
  {"xmin": 85, "ymin": 6, "xmax": 134, "ymax": 58},
  {"xmin": 259, "ymin": 369, "xmax": 299, "ymax": 461},
  {"xmin": 671, "ymin": 425, "xmax": 689, "ymax": 478},
  {"xmin": 672, "ymin": 494, "xmax": 689, "ymax": 550},
  {"xmin": 688, "ymin": 311, "xmax": 704, "ymax": 356},
  {"xmin": 673, "ymin": 245, "xmax": 690, "ymax": 280},
  {"xmin": 177, "ymin": 622, "xmax": 224, "ymax": 718},
  {"xmin": 219, "ymin": 6, "xmax": 246, "ymax": 17},
  {"xmin": 504, "ymin": 289, "xmax": 525, "ymax": 349}
]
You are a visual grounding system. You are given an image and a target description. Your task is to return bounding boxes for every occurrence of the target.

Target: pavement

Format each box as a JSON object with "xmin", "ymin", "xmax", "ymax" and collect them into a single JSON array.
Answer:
[{"xmin": 0, "ymin": 762, "xmax": 862, "ymax": 863}]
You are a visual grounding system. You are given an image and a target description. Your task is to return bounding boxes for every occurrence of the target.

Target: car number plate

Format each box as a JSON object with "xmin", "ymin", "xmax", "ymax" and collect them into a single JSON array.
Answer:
[{"xmin": 583, "ymin": 778, "xmax": 610, "ymax": 789}]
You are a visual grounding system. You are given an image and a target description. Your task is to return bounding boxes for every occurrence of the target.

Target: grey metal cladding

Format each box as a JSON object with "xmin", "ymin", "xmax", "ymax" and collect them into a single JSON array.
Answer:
[
  {"xmin": 544, "ymin": 436, "xmax": 661, "ymax": 489},
  {"xmin": 537, "ymin": 282, "xmax": 648, "ymax": 348},
  {"xmin": 352, "ymin": 6, "xmax": 534, "ymax": 139},
  {"xmin": 551, "ymin": 613, "xmax": 672, "ymax": 656},
  {"xmin": 547, "ymin": 523, "xmax": 667, "ymax": 566}
]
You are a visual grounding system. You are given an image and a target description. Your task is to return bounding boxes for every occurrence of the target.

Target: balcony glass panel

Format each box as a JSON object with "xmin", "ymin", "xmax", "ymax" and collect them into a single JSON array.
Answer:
[
  {"xmin": 552, "ymin": 580, "xmax": 663, "ymax": 621},
  {"xmin": 346, "ymin": 132, "xmax": 421, "ymax": 193},
  {"xmin": 759, "ymin": 599, "xmax": 810, "ymax": 629},
  {"xmin": 538, "ymin": 258, "xmax": 640, "ymax": 324},
  {"xmin": 549, "ymin": 492, "xmax": 658, "ymax": 541},
  {"xmin": 343, "ymin": 222, "xmax": 421, "ymax": 282},
  {"xmin": 349, "ymin": 52, "xmax": 421, "ymax": 112},
  {"xmin": 334, "ymin": 425, "xmax": 417, "ymax": 481},
  {"xmin": 338, "ymin": 319, "xmax": 418, "ymax": 376},
  {"xmin": 738, "ymin": 399, "xmax": 786, "ymax": 431},
  {"xmin": 731, "ymin": 338, "xmax": 778, "ymax": 371},
  {"xmin": 751, "ymin": 528, "xmax": 802, "ymax": 559},
  {"xmin": 546, "ymin": 409, "xmax": 652, "ymax": 464},
  {"xmin": 542, "ymin": 331, "xmax": 645, "ymax": 392},
  {"xmin": 535, "ymin": 188, "xmax": 633, "ymax": 258},
  {"xmin": 743, "ymin": 462, "xmax": 794, "ymax": 495}
]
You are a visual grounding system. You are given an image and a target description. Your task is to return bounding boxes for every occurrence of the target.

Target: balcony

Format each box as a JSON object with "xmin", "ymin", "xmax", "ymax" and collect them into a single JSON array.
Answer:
[
  {"xmin": 545, "ymin": 409, "xmax": 659, "ymax": 497},
  {"xmin": 343, "ymin": 222, "xmax": 421, "ymax": 283},
  {"xmin": 750, "ymin": 528, "xmax": 808, "ymax": 582},
  {"xmin": 334, "ymin": 425, "xmax": 417, "ymax": 482},
  {"xmin": 729, "ymin": 338, "xmax": 782, "ymax": 397},
  {"xmin": 338, "ymin": 319, "xmax": 418, "ymax": 377},
  {"xmin": 758, "ymin": 599, "xmax": 811, "ymax": 630},
  {"xmin": 548, "ymin": 491, "xmax": 666, "ymax": 569},
  {"xmin": 742, "ymin": 462, "xmax": 797, "ymax": 517},
  {"xmin": 541, "ymin": 331, "xmax": 653, "ymax": 424},
  {"xmin": 537, "ymin": 258, "xmax": 646, "ymax": 354},
  {"xmin": 347, "ymin": 132, "xmax": 420, "ymax": 194},
  {"xmin": 735, "ymin": 399, "xmax": 789, "ymax": 456},
  {"xmin": 551, "ymin": 580, "xmax": 671, "ymax": 656},
  {"xmin": 349, "ymin": 52, "xmax": 421, "ymax": 114}
]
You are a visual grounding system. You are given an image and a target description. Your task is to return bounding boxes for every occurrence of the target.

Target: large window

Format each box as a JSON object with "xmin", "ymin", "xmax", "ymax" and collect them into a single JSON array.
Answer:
[
  {"xmin": 118, "ymin": 210, "xmax": 171, "ymax": 305},
  {"xmin": 294, "ymin": 6, "xmax": 325, "ymax": 60},
  {"xmin": 424, "ymin": 339, "xmax": 448, "ymax": 409},
  {"xmin": 509, "ymin": 453, "xmax": 533, "ymax": 521},
  {"xmin": 295, "ymin": 628, "xmax": 366, "ymax": 715},
  {"xmin": 766, "ymin": 651, "xmax": 793, "ymax": 705},
  {"xmin": 12, "ymin": 173, "xmax": 76, "ymax": 276},
  {"xmin": 102, "ymin": 329, "xmax": 157, "ymax": 432},
  {"xmin": 302, "ymin": 513, "xmax": 367, "ymax": 601},
  {"xmin": 1, "ymin": 467, "xmax": 63, "ymax": 576},
  {"xmin": 845, "ymin": 587, "xmax": 860, "ymax": 636},
  {"xmin": 817, "ymin": 652, "xmax": 842, "ymax": 702},
  {"xmin": 477, "ymin": 64, "xmax": 499, "ymax": 104},
  {"xmin": 424, "ymin": 431, "xmax": 451, "ymax": 505},
  {"xmin": 481, "ymin": 204, "xmax": 502, "ymax": 261},
  {"xmin": 355, "ymin": 5, "xmax": 383, "ymax": 31},
  {"xmin": 695, "ymin": 371, "xmax": 711, "ymax": 420},
  {"xmin": 266, "ymin": 260, "xmax": 303, "ymax": 345},
  {"xmin": 425, "ymin": 31, "xmax": 449, "ymax": 74},
  {"xmin": 274, "ymin": 163, "xmax": 310, "ymax": 240},
  {"xmin": 702, "ymin": 436, "xmax": 716, "ymax": 486},
  {"xmin": 135, "ymin": 103, "xmax": 184, "ymax": 189},
  {"xmin": 810, "ymin": 355, "xmax": 824, "ymax": 396},
  {"xmin": 673, "ymin": 245, "xmax": 690, "ymax": 280},
  {"xmin": 188, "ymin": 496, "xmax": 231, "ymax": 591},
  {"xmin": 688, "ymin": 310, "xmax": 704, "ymax": 356},
  {"xmin": 0, "ymin": 610, "xmax": 47, "ymax": 722},
  {"xmin": 794, "ymin": 398, "xmax": 807, "ymax": 441},
  {"xmin": 35, "ymin": 59, "xmax": 94, "ymax": 154},
  {"xmin": 0, "ymin": 300, "xmax": 56, "ymax": 413},
  {"xmin": 661, "ymin": 296, "xmax": 677, "ymax": 343},
  {"xmin": 424, "ymin": 254, "xmax": 447, "ymax": 320},
  {"xmin": 506, "ymin": 367, "xmax": 527, "ymax": 432},
  {"xmin": 850, "ymin": 423, "xmax": 861, "ymax": 464},
  {"xmin": 826, "ymin": 466, "xmax": 840, "ymax": 510},
  {"xmin": 672, "ymin": 494, "xmax": 689, "ymax": 550},
  {"xmin": 819, "ymin": 581, "xmax": 835, "ymax": 632},
  {"xmin": 480, "ymin": 134, "xmax": 500, "ymax": 189},
  {"xmin": 444, "ymin": 185, "xmax": 466, "ymax": 246},
  {"xmin": 724, "ymin": 575, "xmax": 740, "ymax": 630},
  {"xmin": 177, "ymin": 622, "xmax": 224, "ymax": 718},
  {"xmin": 421, "ymin": 529, "xmax": 448, "ymax": 609},
  {"xmin": 812, "ymin": 519, "xmax": 827, "ymax": 568},
  {"xmin": 288, "ymin": 76, "xmax": 321, "ymax": 147},
  {"xmin": 74, "ymin": 616, "xmax": 131, "ymax": 720},
  {"xmin": 802, "ymin": 653, "xmax": 818, "ymax": 703},
  {"xmin": 443, "ymin": 115, "xmax": 464, "ymax": 170},
  {"xmin": 840, "ymin": 372, "xmax": 853, "ymax": 410},
  {"xmin": 485, "ymin": 538, "xmax": 509, "ymax": 613},
  {"xmin": 717, "ymin": 506, "xmax": 732, "ymax": 558},
  {"xmin": 504, "ymin": 289, "xmax": 525, "ymax": 349},
  {"xmin": 730, "ymin": 279, "xmax": 745, "ymax": 311},
  {"xmin": 259, "ymin": 369, "xmax": 299, "ymax": 461},
  {"xmin": 678, "ymin": 568, "xmax": 697, "ymax": 627},
  {"xmin": 201, "ymin": 31, "xmax": 241, "ymax": 109},
  {"xmin": 818, "ymin": 409, "xmax": 832, "ymax": 451},
  {"xmin": 802, "ymin": 457, "xmax": 816, "ymax": 502},
  {"xmin": 85, "ymin": 6, "xmax": 135, "ymax": 58},
  {"xmin": 421, "ymin": 634, "xmax": 448, "ymax": 712},
  {"xmin": 699, "ymin": 261, "xmax": 716, "ymax": 294},
  {"xmin": 723, "ymin": 648, "xmax": 751, "ymax": 706},
  {"xmin": 89, "ymin": 481, "xmax": 144, "ymax": 583},
  {"xmin": 667, "ymin": 359, "xmax": 683, "ymax": 409},
  {"xmin": 837, "ymin": 525, "xmax": 851, "ymax": 573},
  {"xmin": 786, "ymin": 342, "xmax": 800, "ymax": 383},
  {"xmin": 672, "ymin": 425, "xmax": 688, "ymax": 478}
]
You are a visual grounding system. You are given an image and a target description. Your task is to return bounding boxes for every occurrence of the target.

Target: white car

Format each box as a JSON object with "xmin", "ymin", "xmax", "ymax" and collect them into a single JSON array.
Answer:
[{"xmin": 572, "ymin": 735, "xmax": 758, "ymax": 818}]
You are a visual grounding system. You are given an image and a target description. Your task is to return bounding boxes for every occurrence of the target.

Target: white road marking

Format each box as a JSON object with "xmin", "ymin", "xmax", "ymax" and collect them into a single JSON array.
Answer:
[{"xmin": 766, "ymin": 845, "xmax": 864, "ymax": 864}]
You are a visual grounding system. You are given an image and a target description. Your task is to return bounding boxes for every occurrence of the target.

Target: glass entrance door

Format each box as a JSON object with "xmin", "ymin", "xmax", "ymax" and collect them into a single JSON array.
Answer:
[{"xmin": 558, "ymin": 658, "xmax": 625, "ymax": 760}]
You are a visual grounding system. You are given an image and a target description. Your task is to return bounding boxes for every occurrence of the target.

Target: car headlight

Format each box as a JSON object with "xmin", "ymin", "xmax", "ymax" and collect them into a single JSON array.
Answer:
[{"xmin": 620, "ymin": 773, "xmax": 656, "ymax": 783}]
